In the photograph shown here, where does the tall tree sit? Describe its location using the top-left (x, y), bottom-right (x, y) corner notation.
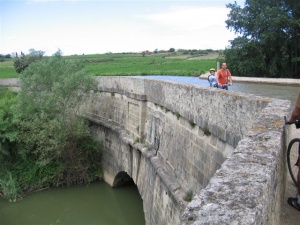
top-left (225, 0), bottom-right (300, 77)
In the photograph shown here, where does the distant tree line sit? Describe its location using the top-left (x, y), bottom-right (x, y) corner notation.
top-left (0, 54), bottom-right (11, 62)
top-left (177, 49), bottom-right (215, 55)
top-left (225, 0), bottom-right (300, 78)
top-left (0, 54), bottom-right (11, 59)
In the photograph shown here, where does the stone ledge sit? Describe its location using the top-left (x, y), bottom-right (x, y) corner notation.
top-left (181, 98), bottom-right (290, 225)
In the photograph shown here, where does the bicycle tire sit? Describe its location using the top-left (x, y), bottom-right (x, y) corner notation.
top-left (287, 138), bottom-right (300, 187)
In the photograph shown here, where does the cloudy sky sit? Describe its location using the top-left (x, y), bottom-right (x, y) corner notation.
top-left (0, 0), bottom-right (245, 56)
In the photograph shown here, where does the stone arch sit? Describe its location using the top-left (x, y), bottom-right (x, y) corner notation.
top-left (112, 171), bottom-right (134, 187)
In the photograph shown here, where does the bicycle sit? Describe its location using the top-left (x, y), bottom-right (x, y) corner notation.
top-left (285, 116), bottom-right (300, 186)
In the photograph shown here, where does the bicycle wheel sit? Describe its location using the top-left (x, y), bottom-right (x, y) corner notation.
top-left (287, 138), bottom-right (300, 187)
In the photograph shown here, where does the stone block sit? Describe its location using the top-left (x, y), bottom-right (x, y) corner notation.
top-left (209, 135), bottom-right (218, 146)
top-left (217, 126), bottom-right (226, 141)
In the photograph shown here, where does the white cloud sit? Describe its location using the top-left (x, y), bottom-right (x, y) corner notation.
top-left (139, 5), bottom-right (229, 32)
top-left (1, 1), bottom-right (237, 55)
top-left (132, 5), bottom-right (234, 50)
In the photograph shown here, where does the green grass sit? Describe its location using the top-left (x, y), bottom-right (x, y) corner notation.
top-left (0, 52), bottom-right (220, 78)
top-left (83, 52), bottom-right (218, 76)
top-left (0, 67), bottom-right (19, 78)
top-left (0, 60), bottom-right (19, 78)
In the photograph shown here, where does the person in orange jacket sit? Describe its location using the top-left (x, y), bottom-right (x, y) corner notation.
top-left (216, 62), bottom-right (233, 90)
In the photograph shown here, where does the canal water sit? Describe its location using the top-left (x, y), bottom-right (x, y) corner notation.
top-left (0, 182), bottom-right (145, 225)
top-left (136, 75), bottom-right (299, 103)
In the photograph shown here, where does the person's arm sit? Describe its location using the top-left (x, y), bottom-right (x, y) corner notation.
top-left (228, 70), bottom-right (233, 86)
top-left (289, 92), bottom-right (300, 122)
top-left (289, 106), bottom-right (300, 122)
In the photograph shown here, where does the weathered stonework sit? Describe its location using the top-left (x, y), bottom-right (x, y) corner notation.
top-left (84, 77), bottom-right (290, 225)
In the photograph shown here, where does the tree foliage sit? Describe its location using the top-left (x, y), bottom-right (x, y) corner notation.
top-left (0, 51), bottom-right (102, 201)
top-left (15, 51), bottom-right (100, 184)
top-left (0, 88), bottom-right (18, 163)
top-left (0, 88), bottom-right (20, 201)
top-left (225, 0), bottom-right (300, 77)
top-left (13, 49), bottom-right (44, 73)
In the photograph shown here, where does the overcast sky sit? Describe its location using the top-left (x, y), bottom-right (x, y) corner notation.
top-left (0, 0), bottom-right (245, 56)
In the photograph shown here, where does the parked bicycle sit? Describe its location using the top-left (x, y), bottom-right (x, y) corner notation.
top-left (285, 116), bottom-right (300, 186)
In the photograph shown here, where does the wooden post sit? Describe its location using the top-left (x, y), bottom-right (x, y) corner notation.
top-left (217, 62), bottom-right (220, 70)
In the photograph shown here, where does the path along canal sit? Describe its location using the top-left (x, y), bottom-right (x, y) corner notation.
top-left (0, 76), bottom-right (298, 225)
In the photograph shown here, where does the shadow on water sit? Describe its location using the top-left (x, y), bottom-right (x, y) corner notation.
top-left (0, 181), bottom-right (145, 225)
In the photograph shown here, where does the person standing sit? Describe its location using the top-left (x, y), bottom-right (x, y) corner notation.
top-left (287, 91), bottom-right (300, 211)
top-left (216, 62), bottom-right (233, 90)
top-left (208, 68), bottom-right (218, 88)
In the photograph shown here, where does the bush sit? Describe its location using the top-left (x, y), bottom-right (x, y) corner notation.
top-left (15, 51), bottom-right (99, 186)
top-left (0, 172), bottom-right (19, 202)
top-left (0, 51), bottom-right (102, 201)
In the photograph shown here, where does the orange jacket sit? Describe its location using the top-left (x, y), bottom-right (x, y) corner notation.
top-left (217, 69), bottom-right (231, 85)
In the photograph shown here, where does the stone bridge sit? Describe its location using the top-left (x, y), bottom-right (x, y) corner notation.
top-left (83, 76), bottom-right (291, 225)
top-left (0, 77), bottom-right (291, 224)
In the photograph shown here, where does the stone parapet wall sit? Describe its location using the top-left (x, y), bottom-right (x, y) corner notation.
top-left (181, 98), bottom-right (290, 224)
top-left (95, 77), bottom-right (270, 147)
top-left (89, 76), bottom-right (290, 224)
top-left (145, 102), bottom-right (235, 194)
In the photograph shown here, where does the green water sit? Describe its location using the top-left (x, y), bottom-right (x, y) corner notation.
top-left (0, 182), bottom-right (145, 225)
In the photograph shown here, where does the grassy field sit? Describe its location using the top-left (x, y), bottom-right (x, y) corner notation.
top-left (0, 52), bottom-right (221, 78)
top-left (0, 60), bottom-right (19, 78)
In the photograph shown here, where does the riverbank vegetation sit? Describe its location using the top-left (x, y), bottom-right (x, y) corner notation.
top-left (0, 50), bottom-right (221, 78)
top-left (0, 52), bottom-right (102, 202)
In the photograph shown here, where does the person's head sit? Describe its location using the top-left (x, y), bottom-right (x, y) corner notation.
top-left (221, 62), bottom-right (227, 70)
top-left (209, 68), bottom-right (215, 74)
